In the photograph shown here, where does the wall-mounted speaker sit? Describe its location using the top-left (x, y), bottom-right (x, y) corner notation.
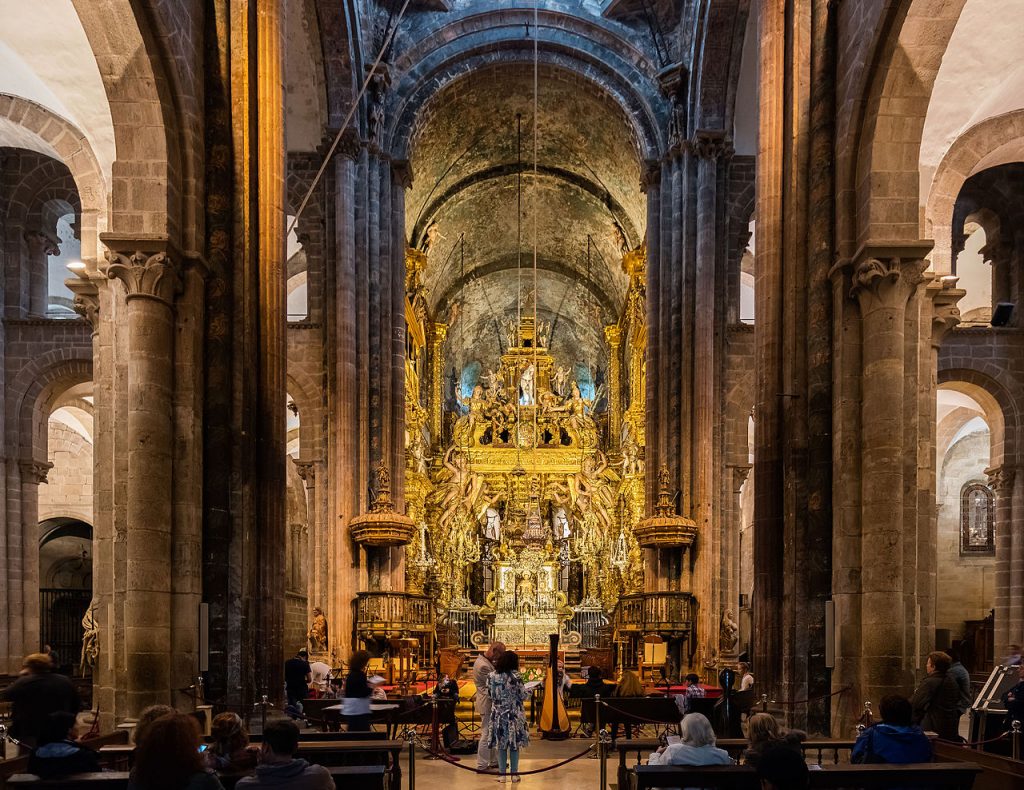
top-left (992, 302), bottom-right (1015, 327)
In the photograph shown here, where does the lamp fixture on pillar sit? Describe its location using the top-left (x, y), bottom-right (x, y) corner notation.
top-left (349, 462), bottom-right (416, 546)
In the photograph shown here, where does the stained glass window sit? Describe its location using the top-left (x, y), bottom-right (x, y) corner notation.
top-left (961, 481), bottom-right (995, 555)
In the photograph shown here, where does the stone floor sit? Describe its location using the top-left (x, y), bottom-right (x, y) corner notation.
top-left (411, 738), bottom-right (604, 790)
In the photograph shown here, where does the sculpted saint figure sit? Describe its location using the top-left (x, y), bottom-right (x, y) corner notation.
top-left (719, 609), bottom-right (739, 652)
top-left (552, 366), bottom-right (572, 396)
top-left (80, 600), bottom-right (99, 674)
top-left (308, 606), bottom-right (329, 653)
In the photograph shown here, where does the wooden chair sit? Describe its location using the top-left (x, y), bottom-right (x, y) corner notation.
top-left (639, 635), bottom-right (666, 685)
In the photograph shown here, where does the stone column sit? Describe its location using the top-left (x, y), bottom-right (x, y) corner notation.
top-left (605, 325), bottom-right (622, 450)
top-left (643, 164), bottom-right (661, 510)
top-left (102, 248), bottom-right (180, 714)
top-left (850, 252), bottom-right (927, 705)
top-left (430, 323), bottom-right (448, 448)
top-left (988, 465), bottom-right (1018, 655)
top-left (693, 131), bottom-right (728, 661)
top-left (18, 461), bottom-right (52, 662)
top-left (294, 460), bottom-right (321, 621)
top-left (23, 231), bottom-right (59, 316)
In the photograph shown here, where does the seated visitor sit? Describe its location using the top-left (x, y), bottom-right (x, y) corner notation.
top-left (434, 671), bottom-right (462, 749)
top-left (755, 743), bottom-right (809, 790)
top-left (610, 670), bottom-right (644, 740)
top-left (128, 712), bottom-right (223, 790)
top-left (308, 659), bottom-right (333, 697)
top-left (206, 712), bottom-right (258, 773)
top-left (742, 712), bottom-right (805, 767)
top-left (27, 711), bottom-right (101, 779)
top-left (674, 673), bottom-right (706, 716)
top-left (852, 694), bottom-right (933, 764)
top-left (0, 652), bottom-right (81, 749)
top-left (910, 651), bottom-right (960, 740)
top-left (646, 712), bottom-right (732, 767)
top-left (134, 704), bottom-right (176, 745)
top-left (582, 666), bottom-right (609, 696)
top-left (237, 718), bottom-right (332, 790)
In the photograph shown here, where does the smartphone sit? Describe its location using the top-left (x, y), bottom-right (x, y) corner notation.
top-left (198, 744), bottom-right (208, 753)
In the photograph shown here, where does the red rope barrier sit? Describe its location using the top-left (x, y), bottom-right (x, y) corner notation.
top-left (422, 743), bottom-right (596, 774)
top-left (935, 730), bottom-right (1010, 748)
top-left (773, 686), bottom-right (853, 708)
top-left (597, 700), bottom-right (680, 725)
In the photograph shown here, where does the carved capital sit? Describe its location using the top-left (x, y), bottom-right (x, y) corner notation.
top-left (20, 460), bottom-right (53, 484)
top-left (850, 256), bottom-right (928, 310)
top-left (24, 230), bottom-right (60, 257)
top-left (732, 464), bottom-right (752, 492)
top-left (293, 459), bottom-right (317, 488)
top-left (927, 275), bottom-right (965, 347)
top-left (641, 160), bottom-right (661, 192)
top-left (986, 466), bottom-right (1015, 494)
top-left (333, 127), bottom-right (362, 161)
top-left (691, 131), bottom-right (732, 161)
top-left (102, 250), bottom-right (180, 306)
top-left (66, 277), bottom-right (101, 332)
top-left (392, 160), bottom-right (413, 189)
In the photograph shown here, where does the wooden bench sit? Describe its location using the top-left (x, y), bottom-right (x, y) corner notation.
top-left (633, 762), bottom-right (982, 790)
top-left (5, 764), bottom-right (388, 790)
top-left (97, 737), bottom-right (403, 787)
top-left (613, 737), bottom-right (855, 790)
top-left (934, 740), bottom-right (1024, 790)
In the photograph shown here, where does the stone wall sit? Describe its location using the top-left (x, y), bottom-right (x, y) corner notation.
top-left (38, 420), bottom-right (93, 525)
top-left (936, 429), bottom-right (995, 635)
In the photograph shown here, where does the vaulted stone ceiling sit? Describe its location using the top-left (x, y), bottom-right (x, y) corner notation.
top-left (407, 62), bottom-right (645, 380)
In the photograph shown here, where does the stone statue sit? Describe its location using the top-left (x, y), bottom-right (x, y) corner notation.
top-left (553, 507), bottom-right (570, 539)
top-left (719, 609), bottom-right (739, 653)
top-left (552, 366), bottom-right (572, 396)
top-left (80, 599), bottom-right (98, 675)
top-left (408, 430), bottom-right (428, 475)
top-left (308, 606), bottom-right (329, 654)
top-left (519, 364), bottom-right (536, 405)
top-left (536, 320), bottom-right (551, 347)
top-left (505, 319), bottom-right (518, 349)
top-left (421, 222), bottom-right (442, 254)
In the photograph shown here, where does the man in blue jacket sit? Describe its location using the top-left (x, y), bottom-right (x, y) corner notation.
top-left (852, 695), bottom-right (933, 764)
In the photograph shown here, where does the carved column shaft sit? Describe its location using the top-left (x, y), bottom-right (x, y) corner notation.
top-left (644, 165), bottom-right (661, 512)
top-left (987, 466), bottom-right (1016, 655)
top-left (23, 231), bottom-right (59, 316)
top-left (103, 249), bottom-right (180, 714)
top-left (430, 324), bottom-right (448, 448)
top-left (852, 255), bottom-right (926, 704)
top-left (605, 325), bottom-right (622, 449)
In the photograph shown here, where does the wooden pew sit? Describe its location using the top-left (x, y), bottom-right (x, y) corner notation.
top-left (96, 736), bottom-right (403, 788)
top-left (613, 737), bottom-right (855, 790)
top-left (5, 764), bottom-right (388, 790)
top-left (633, 762), bottom-right (982, 790)
top-left (1, 730), bottom-right (129, 786)
top-left (934, 740), bottom-right (1024, 790)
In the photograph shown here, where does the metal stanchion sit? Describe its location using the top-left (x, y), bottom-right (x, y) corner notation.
top-left (760, 694), bottom-right (769, 713)
top-left (1012, 720), bottom-right (1021, 761)
top-left (196, 676), bottom-right (205, 704)
top-left (405, 726), bottom-right (417, 790)
top-left (595, 694), bottom-right (605, 790)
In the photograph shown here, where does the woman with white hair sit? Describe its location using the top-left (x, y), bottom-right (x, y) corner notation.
top-left (647, 713), bottom-right (733, 767)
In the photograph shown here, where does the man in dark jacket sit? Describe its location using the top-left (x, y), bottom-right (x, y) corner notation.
top-left (27, 711), bottom-right (100, 779)
top-left (236, 718), bottom-right (332, 789)
top-left (283, 648), bottom-right (311, 713)
top-left (910, 651), bottom-right (961, 741)
top-left (1001, 663), bottom-right (1024, 728)
top-left (0, 653), bottom-right (80, 749)
top-left (853, 695), bottom-right (933, 764)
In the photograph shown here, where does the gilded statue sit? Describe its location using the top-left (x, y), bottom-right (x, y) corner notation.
top-left (308, 606), bottom-right (329, 653)
top-left (482, 368), bottom-right (504, 398)
top-left (453, 384), bottom-right (487, 445)
top-left (80, 599), bottom-right (98, 675)
top-left (433, 446), bottom-right (486, 525)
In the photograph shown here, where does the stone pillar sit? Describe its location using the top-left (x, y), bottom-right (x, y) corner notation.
top-left (430, 323), bottom-right (448, 448)
top-left (102, 248), bottom-right (180, 715)
top-left (693, 131), bottom-right (728, 662)
top-left (605, 325), bottom-right (622, 449)
top-left (18, 461), bottom-right (52, 661)
top-left (23, 231), bottom-right (59, 316)
top-left (294, 460), bottom-right (321, 623)
top-left (643, 164), bottom-right (661, 510)
top-left (988, 465), bottom-right (1019, 655)
top-left (850, 252), bottom-right (927, 705)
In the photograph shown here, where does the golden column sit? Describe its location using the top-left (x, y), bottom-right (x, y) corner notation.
top-left (430, 323), bottom-right (448, 449)
top-left (605, 324), bottom-right (622, 450)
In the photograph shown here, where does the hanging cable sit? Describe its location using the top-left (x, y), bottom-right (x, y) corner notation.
top-left (532, 0), bottom-right (540, 461)
top-left (287, 0), bottom-right (413, 239)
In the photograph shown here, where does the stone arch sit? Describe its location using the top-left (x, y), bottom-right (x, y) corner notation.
top-left (286, 370), bottom-right (321, 459)
top-left (844, 0), bottom-right (968, 248)
top-left (10, 353), bottom-right (93, 465)
top-left (69, 0), bottom-right (183, 250)
top-left (384, 17), bottom-right (665, 162)
top-left (0, 95), bottom-right (106, 263)
top-left (926, 110), bottom-right (1024, 274)
top-left (692, 0), bottom-right (751, 132)
top-left (937, 370), bottom-right (1017, 469)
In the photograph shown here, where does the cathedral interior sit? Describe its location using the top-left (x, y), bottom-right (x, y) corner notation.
top-left (1, 0), bottom-right (1023, 741)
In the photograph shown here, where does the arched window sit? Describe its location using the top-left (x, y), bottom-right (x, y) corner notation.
top-left (961, 481), bottom-right (995, 555)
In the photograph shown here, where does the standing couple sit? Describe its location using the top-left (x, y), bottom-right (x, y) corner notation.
top-left (474, 641), bottom-right (531, 782)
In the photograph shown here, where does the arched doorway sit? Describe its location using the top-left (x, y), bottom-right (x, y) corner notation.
top-left (38, 517), bottom-right (92, 674)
